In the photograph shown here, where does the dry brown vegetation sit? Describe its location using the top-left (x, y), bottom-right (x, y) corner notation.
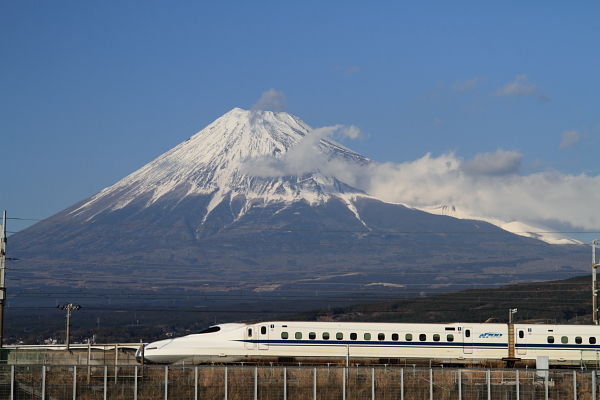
top-left (1, 365), bottom-right (597, 400)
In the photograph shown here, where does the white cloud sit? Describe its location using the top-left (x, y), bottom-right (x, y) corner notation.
top-left (243, 126), bottom-right (600, 230)
top-left (460, 150), bottom-right (522, 176)
top-left (494, 75), bottom-right (549, 102)
top-left (363, 152), bottom-right (600, 230)
top-left (334, 65), bottom-right (361, 75)
top-left (251, 88), bottom-right (287, 111)
top-left (344, 66), bottom-right (360, 75)
top-left (452, 77), bottom-right (482, 92)
top-left (559, 130), bottom-right (583, 149)
top-left (243, 125), bottom-right (363, 177)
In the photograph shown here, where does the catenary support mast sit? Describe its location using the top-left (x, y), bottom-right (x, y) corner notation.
top-left (0, 211), bottom-right (6, 348)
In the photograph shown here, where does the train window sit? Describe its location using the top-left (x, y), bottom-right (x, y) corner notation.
top-left (445, 327), bottom-right (455, 331)
top-left (561, 336), bottom-right (568, 344)
top-left (465, 330), bottom-right (470, 338)
top-left (336, 333), bottom-right (343, 340)
top-left (392, 333), bottom-right (399, 341)
top-left (248, 328), bottom-right (253, 337)
top-left (309, 332), bottom-right (316, 340)
top-left (519, 330), bottom-right (524, 339)
top-left (281, 332), bottom-right (288, 339)
top-left (323, 332), bottom-right (330, 340)
top-left (261, 326), bottom-right (267, 335)
top-left (590, 337), bottom-right (596, 344)
top-left (419, 334), bottom-right (426, 341)
top-left (576, 337), bottom-right (582, 344)
top-left (547, 336), bottom-right (554, 344)
top-left (364, 333), bottom-right (371, 340)
top-left (405, 334), bottom-right (413, 341)
top-left (350, 333), bottom-right (357, 340)
top-left (378, 333), bottom-right (385, 341)
top-left (295, 332), bottom-right (302, 340)
top-left (433, 334), bottom-right (440, 342)
top-left (447, 334), bottom-right (454, 342)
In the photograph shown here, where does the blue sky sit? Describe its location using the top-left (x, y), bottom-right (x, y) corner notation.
top-left (1, 1), bottom-right (599, 239)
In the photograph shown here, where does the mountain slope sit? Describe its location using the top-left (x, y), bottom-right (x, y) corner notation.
top-left (8, 109), bottom-right (589, 305)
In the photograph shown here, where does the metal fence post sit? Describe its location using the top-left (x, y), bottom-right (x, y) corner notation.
top-left (401, 368), bottom-right (404, 400)
top-left (372, 367), bottom-right (375, 400)
top-left (430, 368), bottom-right (433, 400)
top-left (134, 365), bottom-right (138, 400)
top-left (254, 366), bottom-right (258, 400)
top-left (195, 366), bottom-right (199, 400)
top-left (573, 370), bottom-right (577, 400)
top-left (342, 367), bottom-right (346, 400)
top-left (103, 365), bottom-right (107, 400)
top-left (458, 370), bottom-right (462, 400)
top-left (516, 369), bottom-right (519, 400)
top-left (10, 365), bottom-right (14, 400)
top-left (487, 369), bottom-right (491, 400)
top-left (164, 366), bottom-right (168, 400)
top-left (42, 366), bottom-right (46, 400)
top-left (73, 365), bottom-right (77, 400)
top-left (545, 370), bottom-right (549, 400)
top-left (314, 367), bottom-right (317, 400)
top-left (225, 366), bottom-right (228, 400)
top-left (592, 371), bottom-right (596, 400)
top-left (283, 367), bottom-right (287, 400)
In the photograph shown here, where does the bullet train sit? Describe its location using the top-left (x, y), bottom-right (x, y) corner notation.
top-left (136, 321), bottom-right (600, 368)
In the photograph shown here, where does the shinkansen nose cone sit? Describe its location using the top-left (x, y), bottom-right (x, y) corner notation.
top-left (137, 338), bottom-right (185, 364)
top-left (138, 325), bottom-right (229, 365)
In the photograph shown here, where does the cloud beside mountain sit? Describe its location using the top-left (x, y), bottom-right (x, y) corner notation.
top-left (363, 152), bottom-right (599, 231)
top-left (252, 88), bottom-right (288, 111)
top-left (247, 126), bottom-right (599, 231)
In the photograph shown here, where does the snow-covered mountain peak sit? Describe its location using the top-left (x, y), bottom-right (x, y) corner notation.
top-left (70, 108), bottom-right (371, 220)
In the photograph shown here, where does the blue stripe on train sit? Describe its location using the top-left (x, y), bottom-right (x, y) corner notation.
top-left (236, 339), bottom-right (506, 349)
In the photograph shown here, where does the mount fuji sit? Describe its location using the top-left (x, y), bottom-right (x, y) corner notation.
top-left (9, 108), bottom-right (588, 303)
top-left (65, 108), bottom-right (373, 228)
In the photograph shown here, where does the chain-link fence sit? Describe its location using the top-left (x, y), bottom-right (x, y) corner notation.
top-left (0, 364), bottom-right (598, 400)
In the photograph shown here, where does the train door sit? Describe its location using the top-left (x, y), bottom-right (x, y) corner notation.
top-left (463, 327), bottom-right (473, 354)
top-left (245, 327), bottom-right (255, 350)
top-left (516, 328), bottom-right (527, 355)
top-left (258, 325), bottom-right (269, 350)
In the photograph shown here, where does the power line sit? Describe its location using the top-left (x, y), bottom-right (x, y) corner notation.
top-left (9, 217), bottom-right (600, 235)
top-left (8, 257), bottom-right (590, 276)
top-left (5, 273), bottom-right (587, 288)
top-left (3, 305), bottom-right (588, 314)
top-left (7, 230), bottom-right (571, 247)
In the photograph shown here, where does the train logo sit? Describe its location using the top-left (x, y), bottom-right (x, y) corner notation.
top-left (479, 332), bottom-right (503, 338)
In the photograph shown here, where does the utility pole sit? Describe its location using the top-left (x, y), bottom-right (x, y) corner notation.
top-left (0, 211), bottom-right (7, 348)
top-left (58, 303), bottom-right (81, 351)
top-left (509, 308), bottom-right (517, 324)
top-left (593, 239), bottom-right (600, 324)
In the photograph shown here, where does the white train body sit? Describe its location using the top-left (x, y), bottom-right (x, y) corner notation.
top-left (137, 321), bottom-right (600, 368)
